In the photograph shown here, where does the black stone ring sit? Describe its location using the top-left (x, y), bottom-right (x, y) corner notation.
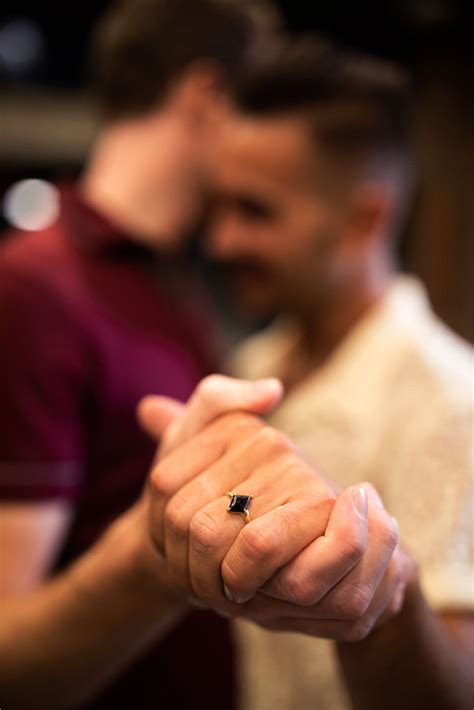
top-left (227, 492), bottom-right (252, 524)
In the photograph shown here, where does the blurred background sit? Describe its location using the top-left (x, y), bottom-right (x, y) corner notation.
top-left (0, 0), bottom-right (472, 340)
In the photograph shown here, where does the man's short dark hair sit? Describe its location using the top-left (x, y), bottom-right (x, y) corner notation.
top-left (234, 38), bottom-right (414, 198)
top-left (90, 0), bottom-right (281, 120)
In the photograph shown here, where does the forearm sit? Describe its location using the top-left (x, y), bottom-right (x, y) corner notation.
top-left (337, 580), bottom-right (474, 710)
top-left (0, 504), bottom-right (184, 709)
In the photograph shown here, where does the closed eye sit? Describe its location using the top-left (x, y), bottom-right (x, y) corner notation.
top-left (233, 194), bottom-right (276, 221)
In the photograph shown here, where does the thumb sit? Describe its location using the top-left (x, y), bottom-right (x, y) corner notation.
top-left (137, 395), bottom-right (184, 440)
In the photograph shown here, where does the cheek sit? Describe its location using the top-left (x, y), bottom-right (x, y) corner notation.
top-left (282, 203), bottom-right (336, 261)
top-left (276, 228), bottom-right (318, 265)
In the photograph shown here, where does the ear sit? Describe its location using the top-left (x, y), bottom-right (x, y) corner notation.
top-left (173, 60), bottom-right (229, 126)
top-left (344, 182), bottom-right (396, 251)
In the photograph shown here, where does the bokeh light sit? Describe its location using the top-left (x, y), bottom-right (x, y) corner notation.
top-left (2, 179), bottom-right (60, 231)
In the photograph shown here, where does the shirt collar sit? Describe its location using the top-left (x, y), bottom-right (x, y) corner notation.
top-left (58, 183), bottom-right (155, 259)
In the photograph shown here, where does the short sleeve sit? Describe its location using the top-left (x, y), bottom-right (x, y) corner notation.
top-left (0, 263), bottom-right (88, 501)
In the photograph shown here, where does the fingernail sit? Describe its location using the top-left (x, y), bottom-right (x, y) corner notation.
top-left (255, 378), bottom-right (283, 396)
top-left (352, 486), bottom-right (368, 520)
top-left (223, 585), bottom-right (248, 604)
top-left (390, 515), bottom-right (399, 534)
top-left (371, 489), bottom-right (385, 509)
top-left (393, 582), bottom-right (406, 614)
top-left (223, 585), bottom-right (236, 602)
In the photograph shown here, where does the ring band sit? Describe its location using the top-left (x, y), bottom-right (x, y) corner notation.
top-left (227, 492), bottom-right (252, 524)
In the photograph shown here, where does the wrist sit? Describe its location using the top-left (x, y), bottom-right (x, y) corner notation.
top-left (70, 501), bottom-right (186, 624)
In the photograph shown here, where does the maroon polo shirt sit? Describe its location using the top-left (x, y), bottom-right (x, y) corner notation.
top-left (0, 185), bottom-right (235, 709)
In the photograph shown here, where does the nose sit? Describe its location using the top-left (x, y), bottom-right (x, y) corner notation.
top-left (206, 211), bottom-right (249, 260)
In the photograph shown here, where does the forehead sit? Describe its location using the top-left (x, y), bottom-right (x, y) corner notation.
top-left (212, 114), bottom-right (317, 195)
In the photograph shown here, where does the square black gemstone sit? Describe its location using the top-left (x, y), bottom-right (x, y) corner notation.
top-left (228, 494), bottom-right (252, 514)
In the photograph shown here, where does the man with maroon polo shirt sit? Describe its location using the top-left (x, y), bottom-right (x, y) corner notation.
top-left (0, 1), bottom-right (281, 707)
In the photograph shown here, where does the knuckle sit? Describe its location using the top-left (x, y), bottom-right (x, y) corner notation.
top-left (343, 616), bottom-right (374, 642)
top-left (387, 548), bottom-right (402, 582)
top-left (209, 410), bottom-right (263, 444)
top-left (240, 521), bottom-right (277, 563)
top-left (149, 463), bottom-right (174, 498)
top-left (164, 495), bottom-right (189, 538)
top-left (331, 582), bottom-right (372, 620)
top-left (386, 594), bottom-right (403, 618)
top-left (283, 572), bottom-right (322, 607)
top-left (379, 517), bottom-right (399, 551)
top-left (189, 509), bottom-right (220, 558)
top-left (223, 410), bottom-right (261, 431)
top-left (197, 374), bottom-right (225, 402)
top-left (256, 426), bottom-right (293, 455)
top-left (339, 533), bottom-right (367, 566)
top-left (393, 583), bottom-right (407, 614)
top-left (282, 455), bottom-right (309, 481)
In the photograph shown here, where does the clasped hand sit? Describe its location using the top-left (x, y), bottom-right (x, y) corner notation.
top-left (137, 376), bottom-right (411, 642)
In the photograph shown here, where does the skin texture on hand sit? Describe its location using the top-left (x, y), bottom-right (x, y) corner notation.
top-left (138, 374), bottom-right (285, 457)
top-left (137, 375), bottom-right (410, 641)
